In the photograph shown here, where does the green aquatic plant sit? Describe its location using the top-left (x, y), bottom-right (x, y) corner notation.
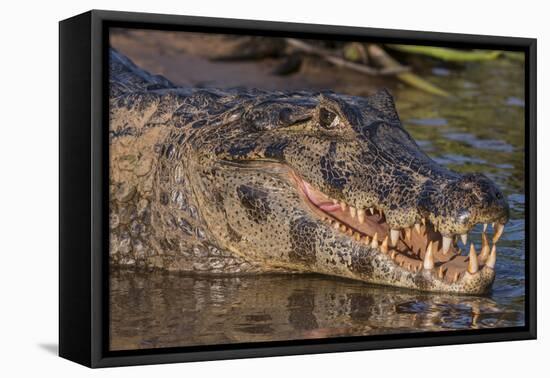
top-left (368, 44), bottom-right (450, 97)
top-left (502, 51), bottom-right (525, 62)
top-left (386, 45), bottom-right (502, 62)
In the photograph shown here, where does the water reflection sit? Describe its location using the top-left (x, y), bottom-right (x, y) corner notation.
top-left (110, 269), bottom-right (523, 350)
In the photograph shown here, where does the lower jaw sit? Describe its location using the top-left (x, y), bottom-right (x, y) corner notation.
top-left (348, 258), bottom-right (496, 294)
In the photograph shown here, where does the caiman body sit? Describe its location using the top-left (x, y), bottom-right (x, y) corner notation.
top-left (109, 48), bottom-right (509, 294)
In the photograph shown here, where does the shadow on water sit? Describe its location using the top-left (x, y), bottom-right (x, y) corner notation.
top-left (109, 31), bottom-right (526, 351)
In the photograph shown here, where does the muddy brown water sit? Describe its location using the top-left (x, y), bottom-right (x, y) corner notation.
top-left (109, 31), bottom-right (525, 350)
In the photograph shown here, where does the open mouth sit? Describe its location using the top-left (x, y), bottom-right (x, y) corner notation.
top-left (295, 176), bottom-right (505, 284)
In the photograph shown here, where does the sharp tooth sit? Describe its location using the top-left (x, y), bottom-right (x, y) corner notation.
top-left (480, 233), bottom-right (490, 260)
top-left (460, 233), bottom-right (468, 245)
top-left (390, 251), bottom-right (397, 259)
top-left (390, 229), bottom-right (400, 246)
top-left (379, 209), bottom-right (384, 217)
top-left (346, 228), bottom-right (353, 236)
top-left (340, 224), bottom-right (347, 232)
top-left (340, 202), bottom-right (347, 211)
top-left (333, 221), bottom-right (340, 230)
top-left (349, 207), bottom-right (356, 218)
top-left (423, 241), bottom-right (434, 270)
top-left (369, 207), bottom-right (374, 215)
top-left (381, 236), bottom-right (389, 253)
top-left (468, 243), bottom-right (479, 274)
top-left (483, 223), bottom-right (488, 232)
top-left (442, 236), bottom-right (452, 254)
top-left (363, 235), bottom-right (371, 244)
top-left (414, 223), bottom-right (421, 234)
top-left (405, 228), bottom-right (412, 244)
top-left (371, 233), bottom-right (379, 249)
top-left (354, 233), bottom-right (361, 241)
top-left (453, 272), bottom-right (459, 283)
top-left (486, 245), bottom-right (497, 269)
top-left (493, 223), bottom-right (504, 243)
top-left (421, 218), bottom-right (426, 226)
top-left (426, 240), bottom-right (433, 254)
top-left (357, 209), bottom-right (365, 224)
top-left (332, 199), bottom-right (338, 205)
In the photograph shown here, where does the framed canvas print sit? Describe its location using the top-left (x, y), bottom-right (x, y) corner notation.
top-left (59, 10), bottom-right (536, 368)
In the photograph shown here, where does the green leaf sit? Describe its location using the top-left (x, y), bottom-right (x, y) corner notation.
top-left (386, 45), bottom-right (502, 62)
top-left (367, 44), bottom-right (450, 97)
top-left (502, 51), bottom-right (525, 62)
top-left (397, 72), bottom-right (450, 97)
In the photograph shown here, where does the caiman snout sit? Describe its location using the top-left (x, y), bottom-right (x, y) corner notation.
top-left (459, 173), bottom-right (509, 224)
top-left (419, 173), bottom-right (509, 240)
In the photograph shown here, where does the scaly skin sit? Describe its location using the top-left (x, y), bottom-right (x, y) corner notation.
top-left (109, 48), bottom-right (509, 294)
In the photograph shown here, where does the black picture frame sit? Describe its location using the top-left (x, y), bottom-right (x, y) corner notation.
top-left (59, 9), bottom-right (537, 368)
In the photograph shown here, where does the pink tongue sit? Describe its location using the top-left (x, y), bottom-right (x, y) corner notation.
top-left (319, 202), bottom-right (341, 212)
top-left (302, 181), bottom-right (342, 212)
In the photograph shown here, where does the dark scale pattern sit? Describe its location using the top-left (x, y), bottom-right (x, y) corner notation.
top-left (264, 140), bottom-right (289, 160)
top-left (319, 142), bottom-right (351, 191)
top-left (108, 48), bottom-right (508, 293)
top-left (226, 224), bottom-right (242, 243)
top-left (349, 249), bottom-right (375, 277)
top-left (288, 217), bottom-right (319, 265)
top-left (236, 185), bottom-right (272, 223)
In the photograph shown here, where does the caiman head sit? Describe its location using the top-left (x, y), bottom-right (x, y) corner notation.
top-left (180, 89), bottom-right (509, 294)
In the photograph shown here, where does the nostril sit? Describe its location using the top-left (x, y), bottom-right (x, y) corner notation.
top-left (495, 191), bottom-right (503, 200)
top-left (472, 191), bottom-right (483, 201)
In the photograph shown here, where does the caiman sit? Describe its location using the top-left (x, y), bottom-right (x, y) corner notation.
top-left (108, 48), bottom-right (509, 294)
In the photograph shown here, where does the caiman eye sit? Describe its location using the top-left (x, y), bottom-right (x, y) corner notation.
top-left (319, 108), bottom-right (341, 129)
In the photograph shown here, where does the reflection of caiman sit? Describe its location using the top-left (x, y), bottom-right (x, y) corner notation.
top-left (110, 269), bottom-right (516, 350)
top-left (109, 48), bottom-right (509, 294)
